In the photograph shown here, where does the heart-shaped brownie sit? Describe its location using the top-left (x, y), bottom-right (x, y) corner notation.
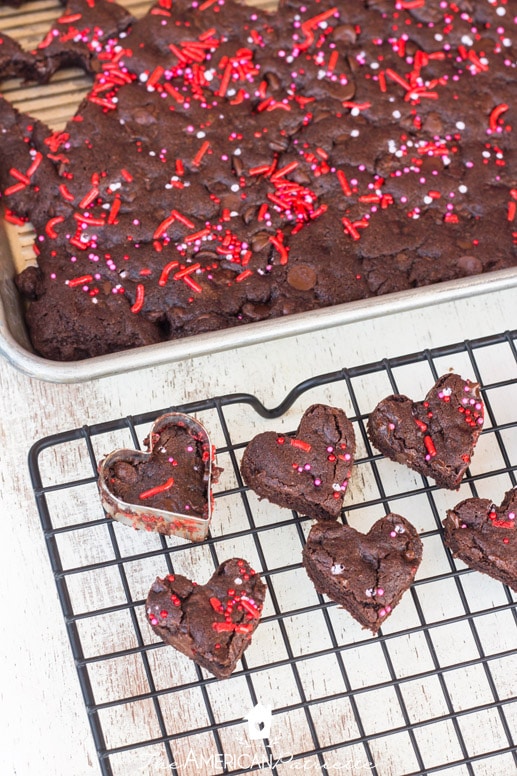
top-left (146, 558), bottom-right (266, 679)
top-left (240, 403), bottom-right (356, 521)
top-left (98, 412), bottom-right (221, 541)
top-left (367, 374), bottom-right (484, 490)
top-left (443, 488), bottom-right (517, 592)
top-left (302, 515), bottom-right (423, 633)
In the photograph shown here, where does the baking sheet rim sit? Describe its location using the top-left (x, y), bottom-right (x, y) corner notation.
top-left (1, 266), bottom-right (517, 383)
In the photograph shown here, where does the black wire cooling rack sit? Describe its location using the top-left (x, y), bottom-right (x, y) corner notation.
top-left (29, 330), bottom-right (517, 776)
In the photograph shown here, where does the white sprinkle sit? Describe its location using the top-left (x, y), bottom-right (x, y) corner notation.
top-left (455, 121), bottom-right (466, 130)
top-left (461, 35), bottom-right (474, 46)
top-left (458, 184), bottom-right (468, 193)
top-left (350, 129), bottom-right (360, 137)
top-left (231, 183), bottom-right (240, 192)
top-left (392, 110), bottom-right (401, 119)
top-left (196, 131), bottom-right (206, 139)
top-left (331, 564), bottom-right (346, 575)
top-left (496, 6), bottom-right (506, 15)
top-left (234, 577), bottom-right (243, 585)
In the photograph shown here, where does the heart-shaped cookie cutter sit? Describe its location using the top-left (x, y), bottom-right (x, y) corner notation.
top-left (98, 412), bottom-right (218, 542)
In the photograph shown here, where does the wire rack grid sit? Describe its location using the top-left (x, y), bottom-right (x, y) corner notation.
top-left (29, 330), bottom-right (517, 776)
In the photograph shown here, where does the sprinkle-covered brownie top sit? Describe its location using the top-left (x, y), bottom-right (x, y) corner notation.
top-left (1, 0), bottom-right (515, 359)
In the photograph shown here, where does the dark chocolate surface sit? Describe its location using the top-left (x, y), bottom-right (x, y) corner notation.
top-left (302, 514), bottom-right (423, 633)
top-left (103, 419), bottom-right (211, 516)
top-left (443, 487), bottom-right (517, 592)
top-left (240, 403), bottom-right (356, 520)
top-left (367, 373), bottom-right (484, 489)
top-left (0, 0), bottom-right (515, 360)
top-left (146, 558), bottom-right (266, 678)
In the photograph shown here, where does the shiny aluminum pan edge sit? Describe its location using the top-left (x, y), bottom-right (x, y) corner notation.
top-left (97, 412), bottom-right (216, 542)
top-left (2, 260), bottom-right (517, 383)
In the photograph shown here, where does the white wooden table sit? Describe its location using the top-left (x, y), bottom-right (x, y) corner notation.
top-left (1, 287), bottom-right (516, 776)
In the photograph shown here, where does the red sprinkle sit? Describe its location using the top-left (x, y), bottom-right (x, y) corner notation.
top-left (212, 621), bottom-right (236, 632)
top-left (45, 216), bottom-right (65, 238)
top-left (336, 170), bottom-right (352, 196)
top-left (79, 187), bottom-right (99, 209)
top-left (131, 283), bottom-right (145, 314)
top-left (138, 477), bottom-right (175, 499)
top-left (423, 435), bottom-right (437, 457)
top-left (4, 182), bottom-right (27, 196)
top-left (240, 598), bottom-right (261, 618)
top-left (209, 596), bottom-right (224, 612)
top-left (158, 261), bottom-right (180, 286)
top-left (59, 183), bottom-right (75, 202)
top-left (68, 274), bottom-right (93, 288)
top-left (290, 438), bottom-right (312, 452)
top-left (192, 140), bottom-right (211, 167)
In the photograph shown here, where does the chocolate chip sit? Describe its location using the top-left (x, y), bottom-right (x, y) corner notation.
top-left (251, 231), bottom-right (272, 252)
top-left (287, 264), bottom-right (317, 291)
top-left (456, 255), bottom-right (483, 275)
top-left (242, 206), bottom-right (256, 225)
top-left (423, 112), bottom-right (444, 136)
top-left (112, 461), bottom-right (138, 483)
top-left (268, 137), bottom-right (289, 152)
top-left (333, 24), bottom-right (357, 44)
top-left (265, 71), bottom-right (281, 91)
top-left (232, 155), bottom-right (243, 176)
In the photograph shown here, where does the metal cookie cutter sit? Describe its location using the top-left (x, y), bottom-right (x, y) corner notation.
top-left (98, 412), bottom-right (219, 542)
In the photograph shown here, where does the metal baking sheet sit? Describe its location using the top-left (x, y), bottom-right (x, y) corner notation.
top-left (1, 0), bottom-right (517, 383)
top-left (2, 256), bottom-right (517, 382)
top-left (29, 331), bottom-right (517, 775)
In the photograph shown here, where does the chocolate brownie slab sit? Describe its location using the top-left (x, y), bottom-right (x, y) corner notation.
top-left (302, 514), bottom-right (422, 633)
top-left (367, 374), bottom-right (484, 489)
top-left (443, 488), bottom-right (517, 592)
top-left (146, 558), bottom-right (266, 678)
top-left (241, 403), bottom-right (356, 520)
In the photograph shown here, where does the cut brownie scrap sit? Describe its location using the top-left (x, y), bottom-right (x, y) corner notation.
top-left (146, 558), bottom-right (266, 679)
top-left (443, 488), bottom-right (517, 592)
top-left (302, 515), bottom-right (423, 633)
top-left (367, 374), bottom-right (484, 490)
top-left (30, 0), bottom-right (135, 83)
top-left (240, 403), bottom-right (356, 521)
